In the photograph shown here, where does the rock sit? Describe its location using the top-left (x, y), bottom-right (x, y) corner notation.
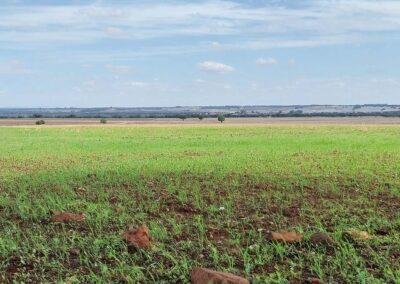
top-left (122, 225), bottom-right (152, 249)
top-left (343, 230), bottom-right (372, 241)
top-left (49, 212), bottom-right (85, 223)
top-left (190, 268), bottom-right (249, 284)
top-left (268, 231), bottom-right (303, 243)
top-left (310, 232), bottom-right (334, 246)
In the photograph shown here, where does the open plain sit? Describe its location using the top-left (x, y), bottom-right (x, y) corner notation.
top-left (0, 122), bottom-right (399, 283)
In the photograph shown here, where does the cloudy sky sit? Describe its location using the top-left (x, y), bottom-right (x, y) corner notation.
top-left (1, 0), bottom-right (400, 107)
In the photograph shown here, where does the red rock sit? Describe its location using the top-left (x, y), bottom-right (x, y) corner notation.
top-left (190, 268), bottom-right (249, 284)
top-left (269, 231), bottom-right (303, 243)
top-left (122, 225), bottom-right (152, 249)
top-left (49, 212), bottom-right (85, 223)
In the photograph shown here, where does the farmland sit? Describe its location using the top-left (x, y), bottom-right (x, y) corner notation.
top-left (0, 124), bottom-right (399, 283)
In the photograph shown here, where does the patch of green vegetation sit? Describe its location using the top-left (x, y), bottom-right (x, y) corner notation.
top-left (0, 125), bottom-right (399, 283)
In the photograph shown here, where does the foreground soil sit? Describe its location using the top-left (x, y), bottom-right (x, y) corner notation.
top-left (0, 125), bottom-right (399, 283)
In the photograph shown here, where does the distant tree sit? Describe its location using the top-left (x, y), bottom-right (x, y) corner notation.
top-left (35, 120), bottom-right (45, 125)
top-left (100, 119), bottom-right (107, 124)
top-left (198, 114), bottom-right (204, 120)
top-left (178, 115), bottom-right (187, 121)
top-left (217, 114), bottom-right (225, 123)
top-left (32, 114), bottom-right (43, 118)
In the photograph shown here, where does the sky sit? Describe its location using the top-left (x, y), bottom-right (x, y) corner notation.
top-left (0, 0), bottom-right (400, 107)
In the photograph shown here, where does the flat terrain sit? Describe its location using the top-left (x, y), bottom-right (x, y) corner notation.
top-left (0, 125), bottom-right (399, 283)
top-left (2, 116), bottom-right (400, 126)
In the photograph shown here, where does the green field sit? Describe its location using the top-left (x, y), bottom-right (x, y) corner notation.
top-left (1, 125), bottom-right (399, 283)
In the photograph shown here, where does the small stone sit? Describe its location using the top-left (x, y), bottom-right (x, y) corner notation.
top-left (190, 268), bottom-right (249, 284)
top-left (268, 231), bottom-right (303, 243)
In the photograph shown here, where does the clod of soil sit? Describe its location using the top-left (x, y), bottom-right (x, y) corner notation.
top-left (49, 212), bottom-right (85, 223)
top-left (308, 277), bottom-right (323, 284)
top-left (375, 227), bottom-right (390, 236)
top-left (109, 196), bottom-right (119, 204)
top-left (69, 248), bottom-right (80, 256)
top-left (282, 206), bottom-right (300, 218)
top-left (268, 231), bottom-right (303, 243)
top-left (310, 232), bottom-right (334, 246)
top-left (343, 230), bottom-right (372, 241)
top-left (122, 225), bottom-right (152, 249)
top-left (190, 268), bottom-right (250, 284)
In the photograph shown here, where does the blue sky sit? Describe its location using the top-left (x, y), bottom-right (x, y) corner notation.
top-left (0, 0), bottom-right (400, 107)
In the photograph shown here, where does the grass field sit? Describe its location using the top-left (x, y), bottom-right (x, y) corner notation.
top-left (0, 125), bottom-right (399, 283)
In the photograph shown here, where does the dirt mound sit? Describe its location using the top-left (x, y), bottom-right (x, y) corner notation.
top-left (190, 268), bottom-right (249, 284)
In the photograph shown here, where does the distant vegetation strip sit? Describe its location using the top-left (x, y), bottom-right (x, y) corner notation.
top-left (1, 105), bottom-right (400, 119)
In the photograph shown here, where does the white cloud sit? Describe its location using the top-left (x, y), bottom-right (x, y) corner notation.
top-left (108, 65), bottom-right (131, 74)
top-left (1, 1), bottom-right (400, 50)
top-left (256, 57), bottom-right (277, 66)
top-left (104, 27), bottom-right (125, 37)
top-left (0, 60), bottom-right (32, 75)
top-left (211, 41), bottom-right (222, 48)
top-left (198, 61), bottom-right (235, 73)
top-left (126, 81), bottom-right (149, 87)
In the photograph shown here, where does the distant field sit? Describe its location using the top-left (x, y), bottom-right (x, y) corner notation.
top-left (0, 125), bottom-right (399, 283)
top-left (2, 116), bottom-right (400, 126)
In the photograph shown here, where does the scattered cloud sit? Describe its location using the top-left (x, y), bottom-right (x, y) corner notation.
top-left (108, 65), bottom-right (131, 74)
top-left (256, 57), bottom-right (277, 66)
top-left (104, 27), bottom-right (126, 37)
top-left (0, 60), bottom-right (32, 75)
top-left (126, 81), bottom-right (149, 87)
top-left (198, 61), bottom-right (235, 73)
top-left (211, 41), bottom-right (222, 48)
top-left (1, 1), bottom-right (400, 50)
top-left (83, 80), bottom-right (96, 88)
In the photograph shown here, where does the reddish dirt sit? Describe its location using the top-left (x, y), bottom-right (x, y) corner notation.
top-left (49, 212), bottom-right (85, 223)
top-left (190, 267), bottom-right (250, 284)
top-left (268, 231), bottom-right (303, 243)
top-left (122, 225), bottom-right (152, 249)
